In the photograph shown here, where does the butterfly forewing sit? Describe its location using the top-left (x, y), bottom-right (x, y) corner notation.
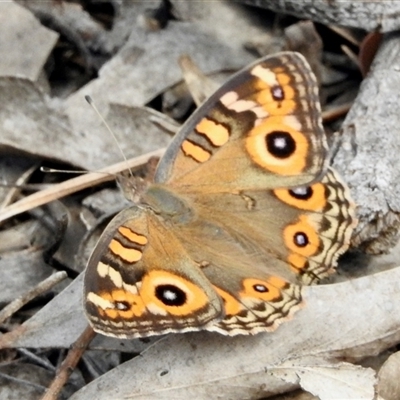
top-left (155, 52), bottom-right (328, 191)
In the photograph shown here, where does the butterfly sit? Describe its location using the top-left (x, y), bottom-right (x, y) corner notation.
top-left (83, 52), bottom-right (356, 338)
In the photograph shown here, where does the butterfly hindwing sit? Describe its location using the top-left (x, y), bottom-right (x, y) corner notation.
top-left (84, 207), bottom-right (223, 338)
top-left (174, 167), bottom-right (356, 286)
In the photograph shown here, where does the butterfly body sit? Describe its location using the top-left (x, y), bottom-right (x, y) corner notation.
top-left (84, 52), bottom-right (356, 338)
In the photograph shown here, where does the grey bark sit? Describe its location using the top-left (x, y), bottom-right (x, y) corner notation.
top-left (333, 32), bottom-right (400, 254)
top-left (242, 0), bottom-right (400, 33)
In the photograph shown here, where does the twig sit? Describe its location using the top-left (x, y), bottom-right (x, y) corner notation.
top-left (0, 271), bottom-right (68, 325)
top-left (0, 371), bottom-right (47, 393)
top-left (41, 325), bottom-right (96, 400)
top-left (0, 148), bottom-right (165, 223)
top-left (328, 24), bottom-right (361, 46)
top-left (322, 102), bottom-right (352, 123)
top-left (18, 348), bottom-right (56, 372)
top-left (0, 164), bottom-right (38, 211)
top-left (341, 44), bottom-right (360, 69)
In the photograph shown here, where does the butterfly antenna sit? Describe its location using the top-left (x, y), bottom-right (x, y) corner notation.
top-left (85, 95), bottom-right (134, 179)
top-left (41, 166), bottom-right (90, 174)
top-left (40, 166), bottom-right (116, 180)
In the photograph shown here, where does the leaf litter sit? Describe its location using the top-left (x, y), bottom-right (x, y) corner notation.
top-left (1, 1), bottom-right (400, 399)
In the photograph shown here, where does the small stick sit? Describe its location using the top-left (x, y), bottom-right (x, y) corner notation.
top-left (0, 371), bottom-right (47, 393)
top-left (0, 271), bottom-right (68, 325)
top-left (328, 25), bottom-right (361, 47)
top-left (41, 325), bottom-right (96, 400)
top-left (341, 44), bottom-right (360, 69)
top-left (322, 102), bottom-right (352, 123)
top-left (0, 164), bottom-right (38, 210)
top-left (0, 148), bottom-right (165, 223)
top-left (18, 348), bottom-right (56, 371)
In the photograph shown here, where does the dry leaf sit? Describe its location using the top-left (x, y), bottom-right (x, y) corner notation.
top-left (0, 221), bottom-right (57, 303)
top-left (1, 266), bottom-right (398, 399)
top-left (378, 351), bottom-right (400, 400)
top-left (0, 2), bottom-right (58, 81)
top-left (271, 358), bottom-right (376, 399)
top-left (1, 2), bottom-right (399, 399)
top-left (65, 21), bottom-right (254, 169)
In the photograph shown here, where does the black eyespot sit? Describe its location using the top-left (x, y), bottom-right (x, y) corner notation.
top-left (266, 131), bottom-right (296, 158)
top-left (155, 284), bottom-right (186, 306)
top-left (253, 284), bottom-right (269, 293)
top-left (294, 232), bottom-right (309, 247)
top-left (115, 301), bottom-right (130, 311)
top-left (271, 84), bottom-right (284, 101)
top-left (289, 186), bottom-right (313, 200)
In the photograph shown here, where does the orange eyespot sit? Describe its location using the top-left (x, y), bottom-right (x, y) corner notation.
top-left (100, 290), bottom-right (147, 319)
top-left (140, 270), bottom-right (209, 316)
top-left (246, 117), bottom-right (308, 176)
top-left (274, 182), bottom-right (326, 211)
top-left (240, 277), bottom-right (286, 302)
top-left (283, 215), bottom-right (320, 257)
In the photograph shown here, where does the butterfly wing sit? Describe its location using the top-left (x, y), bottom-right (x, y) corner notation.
top-left (169, 168), bottom-right (355, 335)
top-left (155, 52), bottom-right (328, 191)
top-left (144, 52), bottom-right (356, 335)
top-left (84, 51), bottom-right (356, 338)
top-left (84, 207), bottom-right (224, 338)
top-left (169, 213), bottom-right (304, 336)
